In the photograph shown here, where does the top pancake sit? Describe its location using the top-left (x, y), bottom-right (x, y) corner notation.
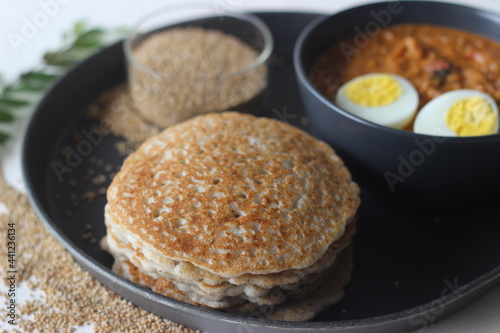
top-left (107, 112), bottom-right (360, 277)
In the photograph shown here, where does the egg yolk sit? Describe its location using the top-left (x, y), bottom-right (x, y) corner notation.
top-left (445, 96), bottom-right (498, 136)
top-left (344, 74), bottom-right (403, 107)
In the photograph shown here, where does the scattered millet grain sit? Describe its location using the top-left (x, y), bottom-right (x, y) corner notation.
top-left (72, 132), bottom-right (84, 142)
top-left (129, 27), bottom-right (267, 128)
top-left (84, 169), bottom-right (95, 183)
top-left (91, 174), bottom-right (106, 186)
top-left (80, 191), bottom-right (97, 204)
top-left (300, 116), bottom-right (310, 126)
top-left (85, 82), bottom-right (155, 158)
top-left (86, 84), bottom-right (160, 146)
top-left (0, 170), bottom-right (199, 333)
top-left (114, 141), bottom-right (139, 156)
top-left (82, 232), bottom-right (93, 241)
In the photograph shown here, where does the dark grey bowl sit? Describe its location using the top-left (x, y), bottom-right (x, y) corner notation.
top-left (294, 1), bottom-right (500, 204)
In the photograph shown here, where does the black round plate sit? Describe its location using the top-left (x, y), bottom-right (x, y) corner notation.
top-left (23, 12), bottom-right (500, 333)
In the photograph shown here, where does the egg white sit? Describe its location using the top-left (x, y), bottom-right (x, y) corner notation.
top-left (335, 73), bottom-right (419, 129)
top-left (413, 89), bottom-right (499, 137)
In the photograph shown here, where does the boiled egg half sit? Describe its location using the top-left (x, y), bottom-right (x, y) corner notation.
top-left (335, 73), bottom-right (419, 129)
top-left (414, 89), bottom-right (499, 137)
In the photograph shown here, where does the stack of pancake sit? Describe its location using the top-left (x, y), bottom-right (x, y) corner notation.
top-left (103, 112), bottom-right (360, 320)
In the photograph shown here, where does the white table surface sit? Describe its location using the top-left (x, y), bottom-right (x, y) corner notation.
top-left (1, 0), bottom-right (499, 332)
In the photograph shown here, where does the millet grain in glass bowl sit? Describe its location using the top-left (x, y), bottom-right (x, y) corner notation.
top-left (124, 4), bottom-right (273, 128)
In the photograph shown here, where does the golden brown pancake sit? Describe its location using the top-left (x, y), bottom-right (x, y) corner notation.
top-left (103, 112), bottom-right (360, 319)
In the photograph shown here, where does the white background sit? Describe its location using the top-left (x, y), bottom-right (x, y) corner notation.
top-left (1, 0), bottom-right (500, 332)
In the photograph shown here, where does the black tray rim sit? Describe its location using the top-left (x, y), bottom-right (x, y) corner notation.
top-left (22, 11), bottom-right (500, 333)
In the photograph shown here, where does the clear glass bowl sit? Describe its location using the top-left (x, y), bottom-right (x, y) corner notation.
top-left (124, 3), bottom-right (273, 128)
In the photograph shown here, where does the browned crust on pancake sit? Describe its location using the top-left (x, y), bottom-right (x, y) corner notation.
top-left (107, 112), bottom-right (360, 276)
